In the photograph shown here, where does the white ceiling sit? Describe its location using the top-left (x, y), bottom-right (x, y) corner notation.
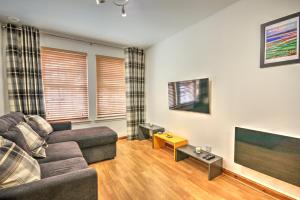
top-left (0, 0), bottom-right (238, 48)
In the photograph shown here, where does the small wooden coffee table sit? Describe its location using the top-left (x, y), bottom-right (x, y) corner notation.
top-left (153, 132), bottom-right (188, 160)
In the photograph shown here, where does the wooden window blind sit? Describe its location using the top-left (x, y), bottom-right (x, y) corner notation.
top-left (41, 47), bottom-right (89, 122)
top-left (96, 55), bottom-right (126, 119)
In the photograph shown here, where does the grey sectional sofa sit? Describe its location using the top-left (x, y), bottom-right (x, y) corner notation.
top-left (0, 112), bottom-right (118, 200)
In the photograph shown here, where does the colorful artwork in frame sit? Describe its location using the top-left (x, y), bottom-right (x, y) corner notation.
top-left (260, 12), bottom-right (300, 68)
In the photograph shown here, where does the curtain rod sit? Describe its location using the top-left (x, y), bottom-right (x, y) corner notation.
top-left (1, 24), bottom-right (126, 49)
top-left (40, 31), bottom-right (126, 49)
top-left (1, 24), bottom-right (22, 30)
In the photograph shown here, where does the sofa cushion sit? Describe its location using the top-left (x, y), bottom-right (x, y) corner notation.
top-left (14, 122), bottom-right (47, 158)
top-left (47, 126), bottom-right (118, 149)
top-left (40, 157), bottom-right (88, 179)
top-left (0, 136), bottom-right (41, 189)
top-left (25, 115), bottom-right (53, 135)
top-left (0, 130), bottom-right (32, 156)
top-left (0, 118), bottom-right (17, 133)
top-left (26, 120), bottom-right (49, 140)
top-left (37, 141), bottom-right (83, 164)
top-left (0, 112), bottom-right (25, 133)
top-left (5, 112), bottom-right (25, 124)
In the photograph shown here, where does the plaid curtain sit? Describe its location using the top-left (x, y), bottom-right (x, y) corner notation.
top-left (125, 47), bottom-right (145, 140)
top-left (5, 24), bottom-right (45, 117)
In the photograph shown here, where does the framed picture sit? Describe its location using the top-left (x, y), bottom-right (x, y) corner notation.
top-left (260, 12), bottom-right (300, 68)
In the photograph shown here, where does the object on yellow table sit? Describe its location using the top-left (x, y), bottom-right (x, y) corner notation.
top-left (153, 132), bottom-right (188, 160)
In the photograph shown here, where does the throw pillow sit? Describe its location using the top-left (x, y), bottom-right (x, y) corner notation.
top-left (5, 112), bottom-right (26, 124)
top-left (0, 112), bottom-right (25, 133)
top-left (14, 122), bottom-right (47, 158)
top-left (26, 120), bottom-right (49, 140)
top-left (0, 136), bottom-right (41, 189)
top-left (0, 117), bottom-right (18, 133)
top-left (0, 130), bottom-right (32, 156)
top-left (25, 115), bottom-right (53, 135)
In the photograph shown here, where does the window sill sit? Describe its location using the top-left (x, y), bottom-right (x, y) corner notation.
top-left (59, 117), bottom-right (126, 124)
top-left (95, 116), bottom-right (126, 122)
top-left (71, 119), bottom-right (93, 124)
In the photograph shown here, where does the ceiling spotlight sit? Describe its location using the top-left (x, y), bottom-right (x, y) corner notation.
top-left (96, 0), bottom-right (106, 5)
top-left (121, 5), bottom-right (126, 17)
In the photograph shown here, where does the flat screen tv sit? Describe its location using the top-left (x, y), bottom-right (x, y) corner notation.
top-left (235, 127), bottom-right (300, 186)
top-left (168, 78), bottom-right (209, 114)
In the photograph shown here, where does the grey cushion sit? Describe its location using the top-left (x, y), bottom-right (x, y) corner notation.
top-left (0, 118), bottom-right (17, 133)
top-left (40, 157), bottom-right (88, 179)
top-left (25, 115), bottom-right (53, 134)
top-left (0, 168), bottom-right (97, 200)
top-left (47, 126), bottom-right (118, 148)
top-left (82, 143), bottom-right (116, 164)
top-left (6, 112), bottom-right (25, 124)
top-left (0, 136), bottom-right (41, 189)
top-left (50, 121), bottom-right (72, 131)
top-left (13, 122), bottom-right (47, 158)
top-left (0, 130), bottom-right (32, 156)
top-left (37, 141), bottom-right (83, 164)
top-left (26, 120), bottom-right (49, 140)
top-left (0, 112), bottom-right (25, 133)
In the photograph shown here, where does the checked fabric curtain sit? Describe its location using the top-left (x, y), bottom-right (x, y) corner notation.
top-left (125, 47), bottom-right (145, 140)
top-left (5, 24), bottom-right (45, 117)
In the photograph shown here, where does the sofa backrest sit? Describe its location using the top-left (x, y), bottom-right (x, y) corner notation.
top-left (0, 112), bottom-right (25, 133)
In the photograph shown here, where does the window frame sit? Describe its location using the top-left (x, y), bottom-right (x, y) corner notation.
top-left (95, 54), bottom-right (126, 120)
top-left (41, 46), bottom-right (89, 122)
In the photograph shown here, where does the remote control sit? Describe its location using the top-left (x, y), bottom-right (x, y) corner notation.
top-left (206, 155), bottom-right (215, 160)
top-left (202, 154), bottom-right (210, 159)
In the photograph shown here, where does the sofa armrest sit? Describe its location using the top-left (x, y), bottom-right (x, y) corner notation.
top-left (0, 168), bottom-right (98, 200)
top-left (50, 121), bottom-right (72, 131)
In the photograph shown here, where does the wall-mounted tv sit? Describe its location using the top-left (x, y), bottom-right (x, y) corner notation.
top-left (168, 78), bottom-right (209, 114)
top-left (235, 127), bottom-right (300, 187)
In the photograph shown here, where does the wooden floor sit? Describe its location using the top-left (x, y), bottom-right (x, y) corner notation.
top-left (90, 140), bottom-right (275, 200)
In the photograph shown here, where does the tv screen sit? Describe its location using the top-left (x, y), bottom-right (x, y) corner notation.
top-left (168, 78), bottom-right (209, 114)
top-left (235, 127), bottom-right (300, 187)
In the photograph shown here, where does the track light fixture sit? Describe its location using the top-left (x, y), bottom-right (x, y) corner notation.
top-left (96, 0), bottom-right (129, 17)
top-left (121, 5), bottom-right (126, 17)
top-left (96, 0), bottom-right (106, 4)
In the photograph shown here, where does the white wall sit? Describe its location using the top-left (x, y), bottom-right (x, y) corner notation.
top-left (145, 0), bottom-right (300, 198)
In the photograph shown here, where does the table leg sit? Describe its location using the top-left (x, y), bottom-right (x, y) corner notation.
top-left (150, 130), bottom-right (154, 148)
top-left (173, 141), bottom-right (188, 160)
top-left (175, 149), bottom-right (189, 162)
top-left (208, 159), bottom-right (223, 180)
top-left (153, 135), bottom-right (165, 149)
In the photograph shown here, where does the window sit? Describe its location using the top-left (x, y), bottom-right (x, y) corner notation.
top-left (96, 55), bottom-right (125, 119)
top-left (41, 47), bottom-right (88, 122)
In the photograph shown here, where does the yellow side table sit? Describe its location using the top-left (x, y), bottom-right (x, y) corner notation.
top-left (153, 132), bottom-right (188, 160)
